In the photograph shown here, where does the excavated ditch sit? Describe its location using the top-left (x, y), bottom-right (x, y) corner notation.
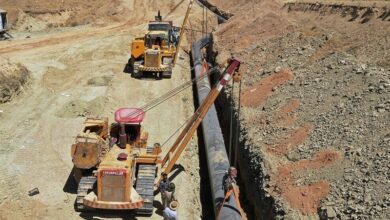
top-left (203, 36), bottom-right (283, 219)
top-left (190, 1), bottom-right (281, 219)
top-left (215, 85), bottom-right (283, 220)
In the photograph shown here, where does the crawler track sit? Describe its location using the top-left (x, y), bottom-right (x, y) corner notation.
top-left (135, 164), bottom-right (157, 215)
top-left (76, 176), bottom-right (96, 211)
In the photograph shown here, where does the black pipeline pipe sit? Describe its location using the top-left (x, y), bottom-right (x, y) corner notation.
top-left (195, 0), bottom-right (226, 24)
top-left (195, 0), bottom-right (233, 22)
top-left (191, 35), bottom-right (241, 220)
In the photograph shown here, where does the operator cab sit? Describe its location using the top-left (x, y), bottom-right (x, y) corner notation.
top-left (148, 22), bottom-right (170, 32)
top-left (146, 21), bottom-right (172, 48)
top-left (112, 108), bottom-right (145, 148)
top-left (145, 33), bottom-right (168, 48)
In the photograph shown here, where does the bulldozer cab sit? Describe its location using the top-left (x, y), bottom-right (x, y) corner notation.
top-left (0, 9), bottom-right (7, 31)
top-left (145, 33), bottom-right (169, 48)
top-left (146, 21), bottom-right (173, 47)
top-left (148, 22), bottom-right (170, 32)
top-left (112, 108), bottom-right (145, 148)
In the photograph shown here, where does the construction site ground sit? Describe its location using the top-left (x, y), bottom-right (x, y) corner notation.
top-left (1, 0), bottom-right (389, 219)
top-left (0, 1), bottom-right (204, 219)
top-left (210, 0), bottom-right (389, 219)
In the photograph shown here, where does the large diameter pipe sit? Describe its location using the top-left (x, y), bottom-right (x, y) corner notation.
top-left (191, 35), bottom-right (242, 220)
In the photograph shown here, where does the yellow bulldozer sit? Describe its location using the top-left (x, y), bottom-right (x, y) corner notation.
top-left (70, 58), bottom-right (241, 215)
top-left (124, 1), bottom-right (194, 79)
top-left (71, 109), bottom-right (153, 213)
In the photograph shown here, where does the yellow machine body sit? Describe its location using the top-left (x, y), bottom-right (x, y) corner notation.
top-left (131, 39), bottom-right (145, 59)
top-left (71, 117), bottom-right (109, 170)
top-left (127, 21), bottom-right (178, 78)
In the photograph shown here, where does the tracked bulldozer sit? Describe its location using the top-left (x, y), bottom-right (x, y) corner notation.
top-left (71, 58), bottom-right (241, 215)
top-left (124, 1), bottom-right (194, 79)
top-left (71, 109), bottom-right (152, 213)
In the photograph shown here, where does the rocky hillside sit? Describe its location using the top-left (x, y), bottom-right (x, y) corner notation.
top-left (211, 0), bottom-right (390, 219)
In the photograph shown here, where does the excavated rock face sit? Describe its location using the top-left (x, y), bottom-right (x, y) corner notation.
top-left (0, 60), bottom-right (30, 103)
top-left (210, 0), bottom-right (390, 219)
top-left (0, 0), bottom-right (188, 30)
top-left (0, 0), bottom-right (128, 29)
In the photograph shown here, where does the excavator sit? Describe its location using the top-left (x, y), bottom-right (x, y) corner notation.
top-left (70, 57), bottom-right (241, 215)
top-left (124, 0), bottom-right (194, 79)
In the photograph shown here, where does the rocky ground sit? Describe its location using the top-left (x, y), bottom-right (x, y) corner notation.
top-left (1, 0), bottom-right (389, 219)
top-left (211, 0), bottom-right (389, 219)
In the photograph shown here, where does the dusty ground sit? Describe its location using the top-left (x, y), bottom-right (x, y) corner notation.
top-left (0, 0), bottom-right (206, 219)
top-left (2, 0), bottom-right (389, 219)
top-left (210, 0), bottom-right (389, 219)
top-left (1, 0), bottom-right (129, 30)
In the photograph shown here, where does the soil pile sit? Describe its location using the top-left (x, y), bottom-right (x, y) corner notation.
top-left (0, 0), bottom-right (129, 31)
top-left (211, 0), bottom-right (390, 219)
top-left (0, 0), bottom-right (192, 32)
top-left (0, 59), bottom-right (30, 103)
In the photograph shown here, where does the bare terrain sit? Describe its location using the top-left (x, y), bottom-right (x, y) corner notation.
top-left (211, 0), bottom-right (389, 219)
top-left (0, 0), bottom-right (205, 219)
top-left (1, 0), bottom-right (389, 219)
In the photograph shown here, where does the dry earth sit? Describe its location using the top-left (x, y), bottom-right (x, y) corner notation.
top-left (0, 0), bottom-right (207, 219)
top-left (210, 0), bottom-right (389, 219)
top-left (1, 0), bottom-right (390, 219)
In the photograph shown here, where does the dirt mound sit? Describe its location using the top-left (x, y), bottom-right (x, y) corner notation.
top-left (0, 59), bottom-right (30, 103)
top-left (1, 0), bottom-right (194, 32)
top-left (0, 0), bottom-right (129, 30)
top-left (56, 96), bottom-right (107, 118)
top-left (12, 10), bottom-right (71, 32)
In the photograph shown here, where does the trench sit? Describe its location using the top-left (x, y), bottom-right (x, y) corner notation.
top-left (189, 1), bottom-right (284, 219)
top-left (205, 36), bottom-right (284, 219)
top-left (214, 80), bottom-right (282, 220)
top-left (189, 34), bottom-right (244, 220)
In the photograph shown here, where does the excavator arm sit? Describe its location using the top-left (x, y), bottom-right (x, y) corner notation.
top-left (160, 57), bottom-right (241, 178)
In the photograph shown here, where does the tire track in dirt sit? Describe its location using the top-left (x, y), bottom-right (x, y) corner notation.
top-left (0, 0), bottom-right (190, 55)
top-left (0, 22), bottom-right (133, 55)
